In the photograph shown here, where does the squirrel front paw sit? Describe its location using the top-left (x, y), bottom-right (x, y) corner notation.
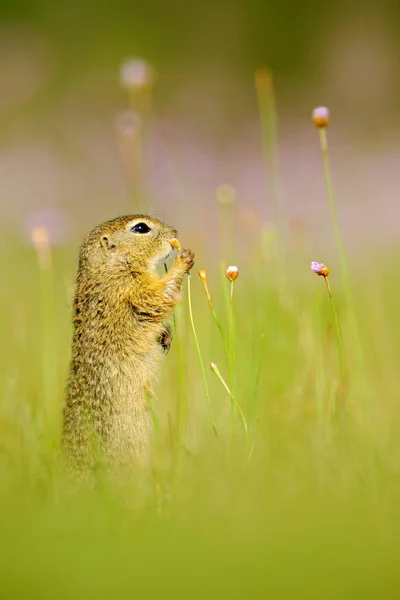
top-left (164, 248), bottom-right (195, 302)
top-left (177, 248), bottom-right (195, 273)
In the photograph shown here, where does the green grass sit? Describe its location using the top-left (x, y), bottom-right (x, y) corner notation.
top-left (2, 228), bottom-right (400, 598)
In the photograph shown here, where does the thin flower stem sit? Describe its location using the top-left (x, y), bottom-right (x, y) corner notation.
top-left (210, 363), bottom-right (248, 445)
top-left (199, 274), bottom-right (229, 362)
top-left (318, 127), bottom-right (364, 381)
top-left (187, 274), bottom-right (217, 436)
top-left (127, 81), bottom-right (153, 213)
top-left (173, 309), bottom-right (186, 446)
top-left (255, 68), bottom-right (283, 230)
top-left (33, 229), bottom-right (57, 431)
top-left (165, 263), bottom-right (186, 447)
top-left (324, 275), bottom-right (345, 396)
top-left (228, 281), bottom-right (235, 432)
top-left (319, 129), bottom-right (350, 296)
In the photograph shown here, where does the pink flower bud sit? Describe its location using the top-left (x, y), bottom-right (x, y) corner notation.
top-left (312, 106), bottom-right (330, 128)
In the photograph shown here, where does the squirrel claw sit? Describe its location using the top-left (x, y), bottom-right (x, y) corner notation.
top-left (178, 248), bottom-right (195, 272)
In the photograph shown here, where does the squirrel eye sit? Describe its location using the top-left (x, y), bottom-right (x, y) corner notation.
top-left (131, 222), bottom-right (151, 234)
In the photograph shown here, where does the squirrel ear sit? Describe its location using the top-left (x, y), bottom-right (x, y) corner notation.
top-left (101, 235), bottom-right (116, 253)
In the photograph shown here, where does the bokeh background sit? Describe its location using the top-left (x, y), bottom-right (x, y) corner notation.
top-left (2, 0), bottom-right (400, 253)
top-left (2, 3), bottom-right (400, 597)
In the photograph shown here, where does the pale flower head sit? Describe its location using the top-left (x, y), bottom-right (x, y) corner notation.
top-left (120, 58), bottom-right (155, 90)
top-left (31, 225), bottom-right (51, 268)
top-left (26, 207), bottom-right (68, 246)
top-left (312, 106), bottom-right (330, 128)
top-left (311, 261), bottom-right (329, 277)
top-left (226, 265), bottom-right (239, 281)
top-left (31, 226), bottom-right (49, 251)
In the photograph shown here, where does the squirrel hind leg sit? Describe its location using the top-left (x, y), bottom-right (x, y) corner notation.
top-left (158, 323), bottom-right (173, 355)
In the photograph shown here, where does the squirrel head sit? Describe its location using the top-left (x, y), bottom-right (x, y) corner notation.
top-left (79, 215), bottom-right (179, 275)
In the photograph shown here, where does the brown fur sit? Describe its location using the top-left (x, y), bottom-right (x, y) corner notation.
top-left (62, 214), bottom-right (194, 479)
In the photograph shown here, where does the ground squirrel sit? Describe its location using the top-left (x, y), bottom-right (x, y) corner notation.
top-left (62, 214), bottom-right (194, 477)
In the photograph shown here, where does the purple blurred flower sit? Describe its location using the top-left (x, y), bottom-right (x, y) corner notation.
top-left (312, 106), bottom-right (330, 128)
top-left (311, 261), bottom-right (329, 277)
top-left (25, 207), bottom-right (68, 246)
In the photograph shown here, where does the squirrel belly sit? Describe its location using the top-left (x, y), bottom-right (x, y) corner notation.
top-left (63, 310), bottom-right (163, 473)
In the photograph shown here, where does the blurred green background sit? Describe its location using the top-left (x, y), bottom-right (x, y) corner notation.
top-left (2, 1), bottom-right (400, 597)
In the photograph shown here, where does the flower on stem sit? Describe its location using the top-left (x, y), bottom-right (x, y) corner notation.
top-left (120, 58), bottom-right (155, 90)
top-left (198, 268), bottom-right (213, 310)
top-left (310, 259), bottom-right (345, 403)
top-left (312, 106), bottom-right (330, 128)
top-left (210, 362), bottom-right (218, 374)
top-left (32, 226), bottom-right (51, 269)
top-left (26, 207), bottom-right (67, 246)
top-left (311, 261), bottom-right (329, 277)
top-left (226, 265), bottom-right (239, 282)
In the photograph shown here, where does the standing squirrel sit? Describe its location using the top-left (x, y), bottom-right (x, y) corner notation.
top-left (62, 214), bottom-right (194, 477)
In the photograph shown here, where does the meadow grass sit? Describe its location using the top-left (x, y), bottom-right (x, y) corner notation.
top-left (1, 228), bottom-right (400, 598)
top-left (1, 103), bottom-right (400, 597)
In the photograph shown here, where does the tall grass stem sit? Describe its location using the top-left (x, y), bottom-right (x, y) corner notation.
top-left (318, 129), bottom-right (350, 294)
top-left (210, 362), bottom-right (248, 445)
top-left (165, 264), bottom-right (186, 447)
top-left (324, 276), bottom-right (345, 404)
top-left (33, 228), bottom-right (58, 437)
top-left (187, 274), bottom-right (217, 436)
top-left (228, 280), bottom-right (235, 431)
top-left (255, 68), bottom-right (283, 233)
top-left (199, 271), bottom-right (229, 363)
top-left (318, 127), bottom-right (365, 376)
